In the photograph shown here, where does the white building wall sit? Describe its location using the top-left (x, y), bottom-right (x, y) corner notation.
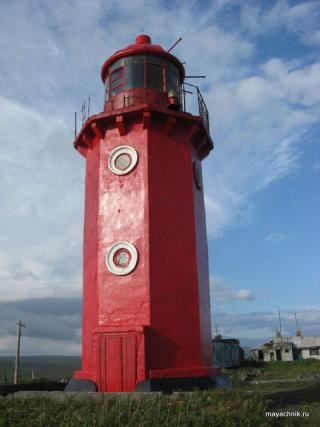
top-left (263, 350), bottom-right (272, 362)
top-left (281, 347), bottom-right (294, 361)
top-left (302, 349), bottom-right (310, 359)
top-left (253, 335), bottom-right (320, 362)
top-left (301, 349), bottom-right (320, 360)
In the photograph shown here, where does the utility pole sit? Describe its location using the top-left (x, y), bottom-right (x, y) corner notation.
top-left (14, 320), bottom-right (26, 384)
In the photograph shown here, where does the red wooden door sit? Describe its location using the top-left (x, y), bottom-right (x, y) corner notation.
top-left (99, 334), bottom-right (136, 391)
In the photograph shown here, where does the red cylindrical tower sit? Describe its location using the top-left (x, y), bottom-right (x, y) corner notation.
top-left (71, 35), bottom-right (218, 392)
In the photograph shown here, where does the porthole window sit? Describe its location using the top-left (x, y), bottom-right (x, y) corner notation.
top-left (106, 242), bottom-right (138, 276)
top-left (108, 146), bottom-right (138, 175)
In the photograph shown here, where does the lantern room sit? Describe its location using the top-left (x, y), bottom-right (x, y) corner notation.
top-left (101, 34), bottom-right (185, 111)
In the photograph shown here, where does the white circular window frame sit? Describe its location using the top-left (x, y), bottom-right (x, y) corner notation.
top-left (108, 145), bottom-right (138, 175)
top-left (105, 241), bottom-right (138, 276)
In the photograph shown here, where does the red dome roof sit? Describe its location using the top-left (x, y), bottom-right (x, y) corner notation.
top-left (101, 35), bottom-right (185, 82)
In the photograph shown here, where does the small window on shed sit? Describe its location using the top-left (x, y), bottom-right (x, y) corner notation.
top-left (285, 349), bottom-right (289, 353)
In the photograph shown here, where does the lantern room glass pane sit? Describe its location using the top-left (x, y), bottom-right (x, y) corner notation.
top-left (110, 67), bottom-right (124, 96)
top-left (106, 54), bottom-right (181, 99)
top-left (105, 76), bottom-right (109, 101)
top-left (110, 68), bottom-right (122, 83)
top-left (166, 65), bottom-right (179, 93)
top-left (124, 55), bottom-right (145, 64)
top-left (145, 55), bottom-right (166, 65)
top-left (124, 63), bottom-right (144, 89)
top-left (146, 63), bottom-right (163, 90)
top-left (109, 58), bottom-right (124, 71)
top-left (111, 84), bottom-right (123, 96)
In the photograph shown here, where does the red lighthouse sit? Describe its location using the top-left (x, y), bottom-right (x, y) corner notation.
top-left (70, 35), bottom-right (218, 392)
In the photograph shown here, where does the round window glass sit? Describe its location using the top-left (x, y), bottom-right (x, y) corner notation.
top-left (106, 242), bottom-right (138, 276)
top-left (114, 153), bottom-right (132, 171)
top-left (113, 248), bottom-right (131, 268)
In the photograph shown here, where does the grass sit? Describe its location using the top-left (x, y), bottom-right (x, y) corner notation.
top-left (0, 389), bottom-right (305, 427)
top-left (224, 358), bottom-right (320, 388)
top-left (1, 358), bottom-right (319, 426)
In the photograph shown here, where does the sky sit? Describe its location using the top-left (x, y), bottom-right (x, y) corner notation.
top-left (0, 0), bottom-right (319, 355)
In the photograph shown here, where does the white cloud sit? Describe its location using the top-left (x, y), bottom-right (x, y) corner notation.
top-left (240, 1), bottom-right (320, 46)
top-left (0, 96), bottom-right (83, 301)
top-left (264, 232), bottom-right (288, 242)
top-left (0, 298), bottom-right (81, 355)
top-left (204, 56), bottom-right (319, 237)
top-left (213, 309), bottom-right (320, 345)
top-left (210, 277), bottom-right (254, 302)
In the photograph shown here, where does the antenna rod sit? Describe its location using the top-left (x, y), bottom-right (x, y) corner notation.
top-left (168, 37), bottom-right (182, 53)
top-left (74, 112), bottom-right (77, 139)
top-left (294, 313), bottom-right (298, 330)
top-left (87, 94), bottom-right (91, 118)
top-left (81, 100), bottom-right (86, 124)
top-left (14, 320), bottom-right (26, 384)
top-left (278, 308), bottom-right (282, 340)
top-left (185, 75), bottom-right (206, 78)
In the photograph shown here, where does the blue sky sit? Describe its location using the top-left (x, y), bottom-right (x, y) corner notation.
top-left (0, 0), bottom-right (319, 355)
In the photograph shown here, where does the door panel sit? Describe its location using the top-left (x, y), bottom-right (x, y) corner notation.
top-left (99, 333), bottom-right (136, 391)
top-left (121, 334), bottom-right (136, 391)
top-left (105, 335), bottom-right (122, 391)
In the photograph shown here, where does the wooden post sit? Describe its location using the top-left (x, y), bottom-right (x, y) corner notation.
top-left (14, 320), bottom-right (25, 384)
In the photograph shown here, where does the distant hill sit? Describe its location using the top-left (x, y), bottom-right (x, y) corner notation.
top-left (0, 356), bottom-right (81, 384)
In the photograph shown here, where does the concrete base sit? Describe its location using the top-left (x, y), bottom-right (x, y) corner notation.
top-left (64, 379), bottom-right (97, 392)
top-left (64, 375), bottom-right (231, 393)
top-left (0, 382), bottom-right (65, 397)
top-left (136, 375), bottom-right (231, 393)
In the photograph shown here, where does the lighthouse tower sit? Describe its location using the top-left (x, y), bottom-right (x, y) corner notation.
top-left (72, 35), bottom-right (218, 392)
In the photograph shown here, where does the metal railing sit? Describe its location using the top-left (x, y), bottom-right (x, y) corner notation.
top-left (181, 82), bottom-right (210, 134)
top-left (101, 84), bottom-right (210, 134)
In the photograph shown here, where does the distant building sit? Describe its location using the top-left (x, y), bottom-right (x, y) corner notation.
top-left (212, 336), bottom-right (244, 368)
top-left (252, 332), bottom-right (320, 362)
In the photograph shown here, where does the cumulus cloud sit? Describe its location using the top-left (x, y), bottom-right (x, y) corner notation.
top-left (0, 298), bottom-right (81, 355)
top-left (240, 0), bottom-right (320, 46)
top-left (213, 309), bottom-right (320, 346)
top-left (0, 96), bottom-right (83, 301)
top-left (204, 56), bottom-right (319, 236)
top-left (264, 232), bottom-right (288, 242)
top-left (210, 277), bottom-right (254, 302)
